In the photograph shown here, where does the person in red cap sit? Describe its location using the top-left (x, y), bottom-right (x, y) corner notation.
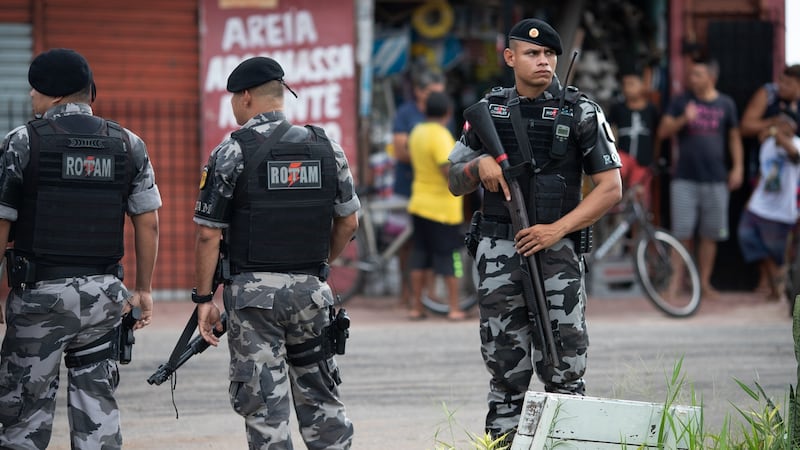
top-left (193, 56), bottom-right (357, 449)
top-left (447, 18), bottom-right (622, 442)
top-left (0, 48), bottom-right (161, 449)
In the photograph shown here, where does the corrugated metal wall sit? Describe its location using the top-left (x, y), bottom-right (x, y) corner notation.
top-left (0, 1), bottom-right (202, 295)
top-left (0, 23), bottom-right (33, 137)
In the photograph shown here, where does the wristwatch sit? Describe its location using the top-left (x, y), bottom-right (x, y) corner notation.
top-left (191, 288), bottom-right (214, 304)
top-left (769, 125), bottom-right (778, 137)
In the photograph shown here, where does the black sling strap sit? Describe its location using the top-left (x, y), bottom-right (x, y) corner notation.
top-left (165, 307), bottom-right (200, 376)
top-left (506, 90), bottom-right (537, 170)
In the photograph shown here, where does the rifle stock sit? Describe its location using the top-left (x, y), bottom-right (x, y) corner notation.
top-left (147, 311), bottom-right (228, 386)
top-left (463, 100), bottom-right (560, 366)
top-left (148, 244), bottom-right (230, 386)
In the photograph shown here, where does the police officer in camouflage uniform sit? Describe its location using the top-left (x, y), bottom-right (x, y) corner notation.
top-left (193, 56), bottom-right (358, 449)
top-left (448, 19), bottom-right (622, 442)
top-left (0, 48), bottom-right (161, 449)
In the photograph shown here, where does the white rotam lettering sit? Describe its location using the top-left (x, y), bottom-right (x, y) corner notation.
top-left (270, 165), bottom-right (320, 184)
top-left (204, 45), bottom-right (354, 92)
top-left (221, 10), bottom-right (318, 51)
top-left (65, 156), bottom-right (112, 177)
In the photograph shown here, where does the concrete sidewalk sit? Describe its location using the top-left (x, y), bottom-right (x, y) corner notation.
top-left (6, 290), bottom-right (795, 449)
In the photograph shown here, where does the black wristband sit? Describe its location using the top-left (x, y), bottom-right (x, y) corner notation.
top-left (191, 288), bottom-right (214, 304)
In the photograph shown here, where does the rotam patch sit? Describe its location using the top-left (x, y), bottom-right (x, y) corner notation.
top-left (267, 160), bottom-right (322, 189)
top-left (62, 153), bottom-right (114, 181)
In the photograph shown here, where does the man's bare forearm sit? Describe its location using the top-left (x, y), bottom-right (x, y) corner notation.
top-left (131, 211), bottom-right (159, 292)
top-left (448, 157), bottom-right (483, 196)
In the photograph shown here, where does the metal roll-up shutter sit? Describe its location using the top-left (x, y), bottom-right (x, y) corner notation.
top-left (36, 0), bottom-right (199, 102)
top-left (0, 23), bottom-right (33, 137)
top-left (34, 0), bottom-right (200, 292)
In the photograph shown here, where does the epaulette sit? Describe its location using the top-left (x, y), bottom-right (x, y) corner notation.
top-left (485, 86), bottom-right (514, 101)
top-left (105, 120), bottom-right (125, 140)
top-left (305, 124), bottom-right (329, 142)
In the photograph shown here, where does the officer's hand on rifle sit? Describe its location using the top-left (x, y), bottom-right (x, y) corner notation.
top-left (126, 290), bottom-right (153, 330)
top-left (197, 301), bottom-right (223, 347)
top-left (514, 222), bottom-right (567, 257)
top-left (477, 155), bottom-right (511, 201)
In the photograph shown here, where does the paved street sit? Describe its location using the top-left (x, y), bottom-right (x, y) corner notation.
top-left (5, 291), bottom-right (795, 449)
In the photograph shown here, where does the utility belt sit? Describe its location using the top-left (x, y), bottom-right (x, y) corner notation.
top-left (479, 217), bottom-right (514, 240)
top-left (5, 250), bottom-right (123, 288)
top-left (229, 262), bottom-right (330, 282)
top-left (467, 213), bottom-right (592, 255)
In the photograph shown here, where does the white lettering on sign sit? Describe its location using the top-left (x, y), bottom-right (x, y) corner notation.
top-left (221, 10), bottom-right (318, 51)
top-left (204, 46), bottom-right (354, 92)
top-left (203, 5), bottom-right (356, 166)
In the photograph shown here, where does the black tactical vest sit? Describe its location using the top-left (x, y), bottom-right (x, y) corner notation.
top-left (482, 89), bottom-right (583, 225)
top-left (17, 115), bottom-right (133, 266)
top-left (227, 125), bottom-right (337, 273)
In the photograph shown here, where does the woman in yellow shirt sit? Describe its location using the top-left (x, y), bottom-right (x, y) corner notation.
top-left (407, 91), bottom-right (465, 320)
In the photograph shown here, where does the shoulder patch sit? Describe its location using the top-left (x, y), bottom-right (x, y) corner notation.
top-left (199, 165), bottom-right (208, 189)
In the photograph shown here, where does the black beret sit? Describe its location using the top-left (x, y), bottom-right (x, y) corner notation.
top-left (28, 48), bottom-right (93, 97)
top-left (226, 57), bottom-right (285, 93)
top-left (508, 18), bottom-right (563, 55)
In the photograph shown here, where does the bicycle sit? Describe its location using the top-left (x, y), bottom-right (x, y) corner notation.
top-left (587, 183), bottom-right (702, 317)
top-left (328, 190), bottom-right (478, 315)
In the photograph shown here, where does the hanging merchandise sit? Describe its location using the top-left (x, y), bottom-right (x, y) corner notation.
top-left (410, 35), bottom-right (463, 72)
top-left (412, 0), bottom-right (454, 39)
top-left (373, 30), bottom-right (410, 77)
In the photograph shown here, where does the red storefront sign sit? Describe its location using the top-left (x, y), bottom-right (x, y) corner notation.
top-left (200, 0), bottom-right (357, 167)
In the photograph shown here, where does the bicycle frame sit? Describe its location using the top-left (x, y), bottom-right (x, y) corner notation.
top-left (588, 189), bottom-right (653, 263)
top-left (354, 196), bottom-right (413, 273)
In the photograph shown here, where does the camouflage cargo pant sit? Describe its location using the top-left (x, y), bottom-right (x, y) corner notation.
top-left (0, 275), bottom-right (127, 450)
top-left (476, 237), bottom-right (588, 441)
top-left (223, 272), bottom-right (353, 450)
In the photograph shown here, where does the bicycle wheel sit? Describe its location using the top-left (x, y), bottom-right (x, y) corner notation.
top-left (421, 248), bottom-right (479, 315)
top-left (328, 228), bottom-right (367, 303)
top-left (634, 229), bottom-right (701, 317)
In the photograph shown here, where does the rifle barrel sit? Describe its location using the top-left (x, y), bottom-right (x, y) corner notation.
top-left (506, 182), bottom-right (560, 365)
